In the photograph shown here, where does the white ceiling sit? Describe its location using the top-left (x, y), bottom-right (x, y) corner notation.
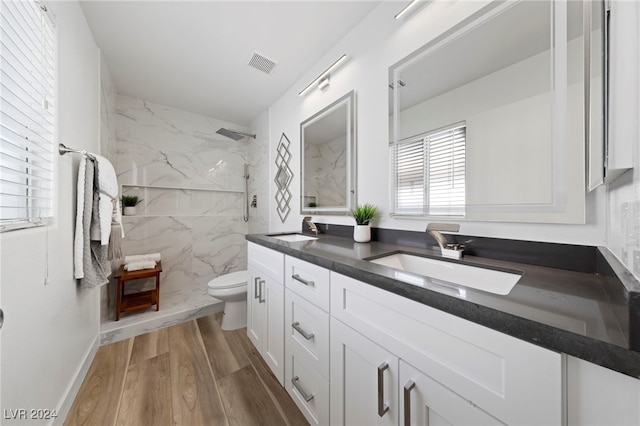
top-left (80, 1), bottom-right (381, 126)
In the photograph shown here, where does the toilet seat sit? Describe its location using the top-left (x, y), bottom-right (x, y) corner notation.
top-left (208, 270), bottom-right (248, 290)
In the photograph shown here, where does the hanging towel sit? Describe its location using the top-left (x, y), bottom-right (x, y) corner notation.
top-left (124, 253), bottom-right (162, 263)
top-left (74, 158), bottom-right (88, 279)
top-left (80, 160), bottom-right (109, 288)
top-left (90, 154), bottom-right (122, 245)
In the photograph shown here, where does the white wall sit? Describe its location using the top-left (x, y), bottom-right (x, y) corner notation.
top-left (0, 1), bottom-right (101, 422)
top-left (268, 0), bottom-right (606, 246)
top-left (248, 109), bottom-right (270, 234)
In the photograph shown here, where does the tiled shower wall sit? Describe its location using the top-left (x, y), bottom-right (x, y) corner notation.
top-left (102, 95), bottom-right (252, 321)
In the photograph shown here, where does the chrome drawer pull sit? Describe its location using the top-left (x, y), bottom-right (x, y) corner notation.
top-left (378, 362), bottom-right (389, 417)
top-left (259, 280), bottom-right (265, 303)
top-left (254, 277), bottom-right (260, 299)
top-left (404, 380), bottom-right (416, 426)
top-left (291, 376), bottom-right (314, 402)
top-left (291, 274), bottom-right (315, 286)
top-left (291, 321), bottom-right (314, 340)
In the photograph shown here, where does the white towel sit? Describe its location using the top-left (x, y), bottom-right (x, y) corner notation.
top-left (88, 155), bottom-right (121, 245)
top-left (124, 253), bottom-right (162, 263)
top-left (124, 261), bottom-right (156, 272)
top-left (74, 158), bottom-right (87, 279)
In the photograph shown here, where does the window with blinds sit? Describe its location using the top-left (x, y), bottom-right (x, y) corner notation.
top-left (0, 0), bottom-right (56, 232)
top-left (390, 123), bottom-right (466, 217)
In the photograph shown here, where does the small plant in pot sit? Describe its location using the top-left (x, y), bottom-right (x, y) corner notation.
top-left (121, 195), bottom-right (142, 215)
top-left (349, 203), bottom-right (378, 243)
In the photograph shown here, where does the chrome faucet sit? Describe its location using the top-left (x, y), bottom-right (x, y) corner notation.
top-left (426, 223), bottom-right (463, 259)
top-left (303, 216), bottom-right (319, 235)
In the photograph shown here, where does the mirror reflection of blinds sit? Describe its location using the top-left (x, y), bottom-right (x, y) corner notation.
top-left (392, 123), bottom-right (465, 216)
top-left (0, 0), bottom-right (55, 231)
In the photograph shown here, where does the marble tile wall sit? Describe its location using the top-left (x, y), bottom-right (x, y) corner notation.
top-left (304, 135), bottom-right (347, 207)
top-left (101, 95), bottom-right (252, 322)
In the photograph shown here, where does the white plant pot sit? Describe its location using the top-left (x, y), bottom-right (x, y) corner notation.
top-left (353, 225), bottom-right (371, 243)
top-left (123, 206), bottom-right (137, 216)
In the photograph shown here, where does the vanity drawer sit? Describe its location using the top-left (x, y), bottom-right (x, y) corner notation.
top-left (285, 289), bottom-right (330, 380)
top-left (285, 350), bottom-right (330, 426)
top-left (248, 242), bottom-right (284, 282)
top-left (285, 256), bottom-right (330, 311)
top-left (330, 271), bottom-right (562, 426)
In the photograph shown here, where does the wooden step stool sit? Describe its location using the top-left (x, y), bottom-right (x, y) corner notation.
top-left (115, 261), bottom-right (162, 321)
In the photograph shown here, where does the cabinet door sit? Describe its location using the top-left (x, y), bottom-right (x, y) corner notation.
top-left (285, 289), bottom-right (330, 379)
top-left (285, 349), bottom-right (330, 426)
top-left (400, 360), bottom-right (504, 426)
top-left (247, 266), bottom-right (263, 350)
top-left (262, 276), bottom-right (284, 385)
top-left (330, 317), bottom-right (398, 426)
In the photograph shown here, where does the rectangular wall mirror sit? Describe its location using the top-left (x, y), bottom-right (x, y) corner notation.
top-left (389, 0), bottom-right (607, 224)
top-left (301, 90), bottom-right (356, 215)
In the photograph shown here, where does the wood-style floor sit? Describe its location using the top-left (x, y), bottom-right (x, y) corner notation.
top-left (64, 314), bottom-right (309, 426)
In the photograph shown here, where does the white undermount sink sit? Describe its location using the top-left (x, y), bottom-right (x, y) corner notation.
top-left (368, 253), bottom-right (522, 295)
top-left (269, 234), bottom-right (318, 242)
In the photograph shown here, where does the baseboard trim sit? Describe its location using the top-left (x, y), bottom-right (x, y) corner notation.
top-left (53, 334), bottom-right (100, 426)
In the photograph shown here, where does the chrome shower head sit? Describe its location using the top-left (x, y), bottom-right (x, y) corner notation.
top-left (216, 128), bottom-right (256, 141)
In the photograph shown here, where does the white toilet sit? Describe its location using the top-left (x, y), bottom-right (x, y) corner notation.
top-left (207, 270), bottom-right (248, 331)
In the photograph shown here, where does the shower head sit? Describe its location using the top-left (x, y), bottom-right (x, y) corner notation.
top-left (216, 128), bottom-right (256, 141)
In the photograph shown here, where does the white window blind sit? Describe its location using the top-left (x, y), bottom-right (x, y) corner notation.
top-left (391, 123), bottom-right (466, 217)
top-left (0, 0), bottom-right (55, 232)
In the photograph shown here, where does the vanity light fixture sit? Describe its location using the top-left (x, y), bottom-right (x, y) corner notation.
top-left (298, 54), bottom-right (347, 96)
top-left (394, 0), bottom-right (419, 20)
top-left (318, 75), bottom-right (330, 91)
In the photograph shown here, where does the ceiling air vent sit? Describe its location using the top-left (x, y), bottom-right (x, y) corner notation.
top-left (248, 52), bottom-right (278, 75)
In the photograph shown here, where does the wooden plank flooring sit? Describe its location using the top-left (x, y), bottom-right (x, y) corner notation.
top-left (65, 314), bottom-right (308, 426)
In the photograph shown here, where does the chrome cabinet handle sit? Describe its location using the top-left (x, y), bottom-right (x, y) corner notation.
top-left (254, 277), bottom-right (260, 299)
top-left (291, 376), bottom-right (314, 402)
top-left (259, 280), bottom-right (265, 303)
top-left (291, 274), bottom-right (314, 286)
top-left (291, 321), bottom-right (314, 340)
top-left (404, 380), bottom-right (416, 426)
top-left (378, 362), bottom-right (389, 417)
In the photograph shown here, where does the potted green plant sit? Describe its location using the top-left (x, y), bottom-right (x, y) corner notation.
top-left (349, 203), bottom-right (378, 242)
top-left (121, 195), bottom-right (142, 216)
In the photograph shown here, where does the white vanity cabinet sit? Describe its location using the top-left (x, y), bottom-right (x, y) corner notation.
top-left (284, 256), bottom-right (331, 426)
top-left (330, 272), bottom-right (563, 426)
top-left (248, 242), bottom-right (637, 426)
top-left (247, 242), bottom-right (285, 385)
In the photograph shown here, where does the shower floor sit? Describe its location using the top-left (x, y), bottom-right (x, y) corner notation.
top-left (100, 283), bottom-right (223, 345)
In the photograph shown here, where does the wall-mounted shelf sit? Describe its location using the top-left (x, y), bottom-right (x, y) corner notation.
top-left (121, 183), bottom-right (242, 194)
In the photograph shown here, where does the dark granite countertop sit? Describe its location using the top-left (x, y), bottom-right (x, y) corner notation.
top-left (246, 231), bottom-right (640, 379)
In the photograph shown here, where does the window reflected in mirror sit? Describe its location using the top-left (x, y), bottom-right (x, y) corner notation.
top-left (388, 0), bottom-right (602, 224)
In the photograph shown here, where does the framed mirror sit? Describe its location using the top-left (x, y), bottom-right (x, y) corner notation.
top-left (389, 0), bottom-right (606, 224)
top-left (301, 90), bottom-right (356, 215)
